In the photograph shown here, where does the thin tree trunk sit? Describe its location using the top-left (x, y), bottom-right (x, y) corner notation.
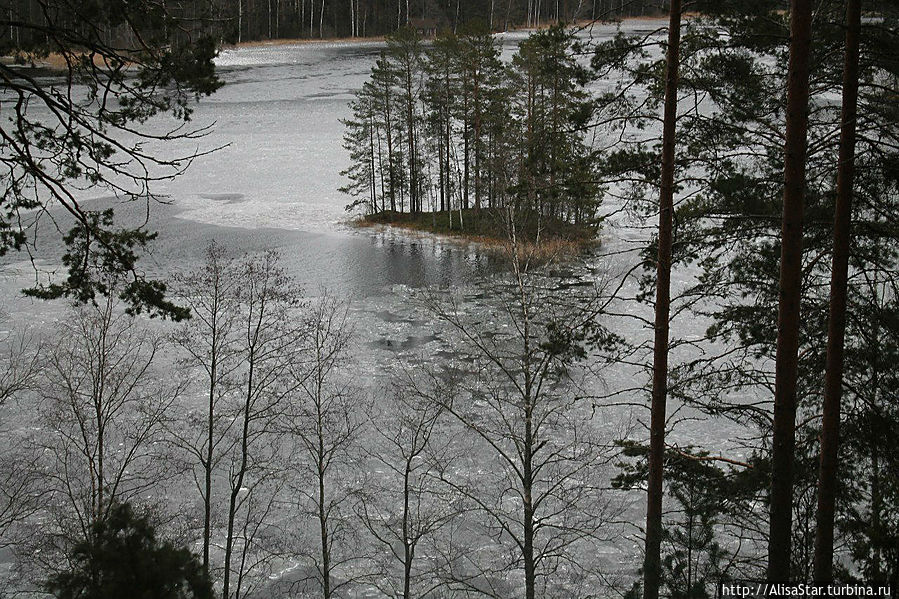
top-left (870, 366), bottom-right (882, 580)
top-left (444, 67), bottom-right (452, 218)
top-left (203, 329), bottom-right (218, 576)
top-left (377, 123), bottom-right (386, 212)
top-left (403, 462), bottom-right (413, 599)
top-left (96, 404), bottom-right (105, 518)
top-left (462, 78), bottom-right (470, 211)
top-left (768, 0), bottom-right (813, 583)
top-left (223, 353), bottom-right (254, 599)
top-left (405, 61), bottom-right (417, 213)
top-left (518, 262), bottom-right (536, 599)
top-left (384, 79), bottom-right (397, 211)
top-left (319, 445), bottom-right (331, 598)
top-left (523, 404), bottom-right (536, 599)
top-left (642, 1), bottom-right (681, 598)
top-left (369, 108), bottom-right (377, 212)
top-left (474, 65), bottom-right (481, 213)
top-left (438, 132), bottom-right (446, 212)
top-left (813, 0), bottom-right (860, 582)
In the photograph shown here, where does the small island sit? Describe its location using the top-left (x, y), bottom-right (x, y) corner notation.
top-left (342, 24), bottom-right (602, 255)
top-left (359, 207), bottom-right (599, 255)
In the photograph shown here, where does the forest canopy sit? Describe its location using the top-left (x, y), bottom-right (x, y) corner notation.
top-left (341, 24), bottom-right (602, 242)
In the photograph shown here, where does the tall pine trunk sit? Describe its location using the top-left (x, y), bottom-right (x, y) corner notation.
top-left (473, 64), bottom-right (482, 213)
top-left (384, 79), bottom-right (397, 212)
top-left (642, 1), bottom-right (680, 598)
top-left (768, 0), bottom-right (813, 582)
top-left (813, 0), bottom-right (861, 582)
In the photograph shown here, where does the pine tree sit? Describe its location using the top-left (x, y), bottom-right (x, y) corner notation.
top-left (592, 0), bottom-right (899, 580)
top-left (385, 26), bottom-right (426, 212)
top-left (456, 21), bottom-right (504, 213)
top-left (341, 85), bottom-right (381, 214)
top-left (371, 55), bottom-right (402, 212)
top-left (46, 502), bottom-right (213, 599)
top-left (507, 25), bottom-right (599, 227)
top-left (344, 23), bottom-right (601, 238)
top-left (644, 2), bottom-right (682, 597)
top-left (423, 29), bottom-right (462, 215)
top-left (2, 0), bottom-right (220, 317)
top-left (813, 0), bottom-right (862, 582)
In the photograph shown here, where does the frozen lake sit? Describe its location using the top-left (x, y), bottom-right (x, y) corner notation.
top-left (0, 20), bottom-right (756, 589)
top-left (0, 14), bottom-right (750, 489)
top-left (2, 20), bottom-right (677, 384)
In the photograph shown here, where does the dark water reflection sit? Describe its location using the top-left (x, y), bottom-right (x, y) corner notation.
top-left (148, 213), bottom-right (500, 298)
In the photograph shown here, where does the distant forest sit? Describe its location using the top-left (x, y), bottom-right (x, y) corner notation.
top-left (7, 0), bottom-right (899, 51)
top-left (2, 0), bottom-right (671, 50)
top-left (211, 0), bottom-right (671, 42)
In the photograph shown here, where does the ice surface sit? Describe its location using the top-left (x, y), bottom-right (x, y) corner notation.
top-left (0, 20), bottom-right (757, 589)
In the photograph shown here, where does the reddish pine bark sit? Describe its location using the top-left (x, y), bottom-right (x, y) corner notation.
top-left (813, 0), bottom-right (861, 583)
top-left (642, 1), bottom-right (681, 598)
top-left (768, 0), bottom-right (813, 582)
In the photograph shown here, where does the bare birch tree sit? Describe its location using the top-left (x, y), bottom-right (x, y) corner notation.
top-left (0, 316), bottom-right (43, 553)
top-left (220, 251), bottom-right (307, 599)
top-left (171, 241), bottom-right (245, 577)
top-left (358, 372), bottom-right (461, 599)
top-left (424, 234), bottom-right (623, 599)
top-left (33, 289), bottom-right (183, 576)
top-left (282, 293), bottom-right (367, 599)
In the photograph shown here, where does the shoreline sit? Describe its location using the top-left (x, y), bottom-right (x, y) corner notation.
top-left (351, 210), bottom-right (600, 263)
top-left (219, 15), bottom-right (673, 50)
top-left (222, 35), bottom-right (387, 49)
top-left (2, 16), bottom-right (675, 70)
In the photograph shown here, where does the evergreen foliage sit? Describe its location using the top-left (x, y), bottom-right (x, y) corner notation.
top-left (594, 0), bottom-right (899, 585)
top-left (615, 442), bottom-right (767, 598)
top-left (1, 0), bottom-right (220, 318)
top-left (45, 502), bottom-right (213, 599)
top-left (342, 24), bottom-right (601, 236)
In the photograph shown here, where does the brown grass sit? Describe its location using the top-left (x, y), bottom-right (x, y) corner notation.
top-left (349, 212), bottom-right (599, 264)
top-left (1, 51), bottom-right (110, 72)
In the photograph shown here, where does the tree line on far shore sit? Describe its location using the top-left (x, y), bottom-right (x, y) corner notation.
top-left (1, 0), bottom-right (670, 52)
